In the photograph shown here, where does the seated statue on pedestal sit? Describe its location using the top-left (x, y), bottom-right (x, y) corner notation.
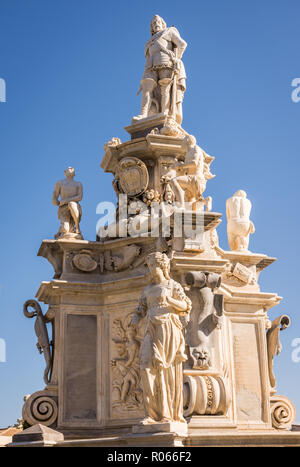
top-left (133, 15), bottom-right (187, 124)
top-left (52, 166), bottom-right (83, 240)
top-left (176, 134), bottom-right (214, 210)
top-left (131, 252), bottom-right (191, 424)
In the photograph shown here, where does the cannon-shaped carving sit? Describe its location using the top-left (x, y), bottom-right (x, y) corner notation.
top-left (183, 375), bottom-right (230, 416)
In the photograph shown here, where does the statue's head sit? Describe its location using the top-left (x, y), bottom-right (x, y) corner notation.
top-left (234, 190), bottom-right (247, 198)
top-left (164, 184), bottom-right (175, 204)
top-left (183, 134), bottom-right (197, 148)
top-left (150, 15), bottom-right (167, 35)
top-left (146, 252), bottom-right (170, 279)
top-left (64, 166), bottom-right (75, 178)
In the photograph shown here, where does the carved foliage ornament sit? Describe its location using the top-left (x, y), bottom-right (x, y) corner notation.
top-left (117, 157), bottom-right (149, 197)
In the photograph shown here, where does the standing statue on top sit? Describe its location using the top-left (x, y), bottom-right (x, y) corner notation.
top-left (133, 15), bottom-right (187, 124)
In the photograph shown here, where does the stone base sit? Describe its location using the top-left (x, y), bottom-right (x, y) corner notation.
top-left (7, 424), bottom-right (64, 447)
top-left (57, 232), bottom-right (83, 241)
top-left (9, 429), bottom-right (300, 447)
top-left (132, 421), bottom-right (188, 436)
top-left (125, 114), bottom-right (185, 140)
top-left (185, 429), bottom-right (300, 447)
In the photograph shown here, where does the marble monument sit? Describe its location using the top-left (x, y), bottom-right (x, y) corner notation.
top-left (12, 15), bottom-right (299, 448)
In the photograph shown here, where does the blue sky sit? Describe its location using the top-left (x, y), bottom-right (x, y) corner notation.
top-left (0, 0), bottom-right (300, 427)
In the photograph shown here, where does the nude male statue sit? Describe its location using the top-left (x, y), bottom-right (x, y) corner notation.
top-left (226, 190), bottom-right (255, 251)
top-left (133, 15), bottom-right (187, 123)
top-left (52, 167), bottom-right (83, 239)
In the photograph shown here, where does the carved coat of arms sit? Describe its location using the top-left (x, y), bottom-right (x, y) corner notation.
top-left (117, 157), bottom-right (149, 197)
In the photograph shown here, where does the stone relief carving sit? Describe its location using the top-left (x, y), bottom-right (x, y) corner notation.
top-left (160, 157), bottom-right (184, 206)
top-left (72, 250), bottom-right (98, 272)
top-left (52, 167), bottom-right (83, 240)
top-left (266, 315), bottom-right (291, 391)
top-left (142, 189), bottom-right (161, 206)
top-left (210, 228), bottom-right (219, 248)
top-left (185, 272), bottom-right (223, 370)
top-left (109, 244), bottom-right (141, 272)
top-left (133, 15), bottom-right (187, 124)
top-left (23, 300), bottom-right (53, 385)
top-left (131, 252), bottom-right (191, 424)
top-left (116, 157), bottom-right (149, 197)
top-left (226, 190), bottom-right (255, 252)
top-left (111, 313), bottom-right (143, 412)
top-left (223, 262), bottom-right (256, 286)
top-left (68, 245), bottom-right (142, 274)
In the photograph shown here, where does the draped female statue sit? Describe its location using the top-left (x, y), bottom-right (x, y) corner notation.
top-left (131, 252), bottom-right (191, 424)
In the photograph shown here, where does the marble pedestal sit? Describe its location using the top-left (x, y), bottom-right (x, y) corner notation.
top-left (17, 123), bottom-right (298, 447)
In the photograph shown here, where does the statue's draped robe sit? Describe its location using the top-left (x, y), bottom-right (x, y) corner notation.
top-left (137, 279), bottom-right (190, 421)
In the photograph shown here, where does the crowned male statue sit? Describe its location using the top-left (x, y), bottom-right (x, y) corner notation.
top-left (133, 15), bottom-right (187, 124)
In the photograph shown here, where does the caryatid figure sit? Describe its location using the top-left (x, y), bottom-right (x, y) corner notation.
top-left (226, 190), bottom-right (255, 251)
top-left (52, 167), bottom-right (83, 239)
top-left (133, 15), bottom-right (187, 124)
top-left (131, 252), bottom-right (191, 424)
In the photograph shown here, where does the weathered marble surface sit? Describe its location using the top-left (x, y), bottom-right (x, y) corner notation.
top-left (226, 190), bottom-right (255, 252)
top-left (133, 15), bottom-right (187, 124)
top-left (18, 15), bottom-right (298, 448)
top-left (131, 252), bottom-right (191, 426)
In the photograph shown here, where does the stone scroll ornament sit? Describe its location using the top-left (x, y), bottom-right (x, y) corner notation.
top-left (131, 252), bottom-right (191, 425)
top-left (22, 390), bottom-right (58, 428)
top-left (23, 299), bottom-right (53, 385)
top-left (184, 271), bottom-right (223, 370)
top-left (270, 394), bottom-right (296, 430)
